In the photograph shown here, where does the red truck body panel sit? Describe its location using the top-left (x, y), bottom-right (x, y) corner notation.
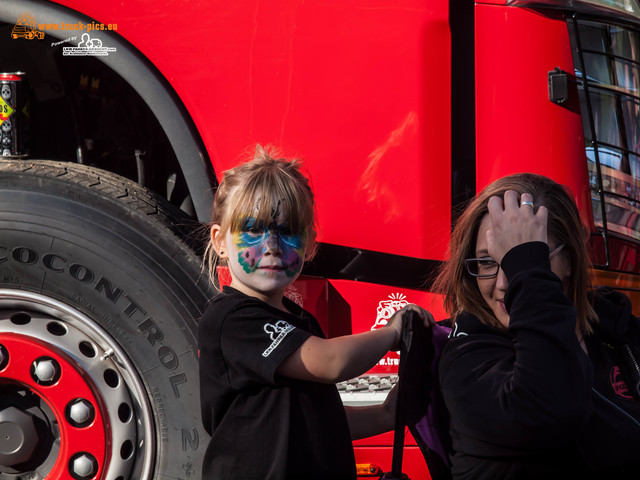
top-left (52, 0), bottom-right (452, 262)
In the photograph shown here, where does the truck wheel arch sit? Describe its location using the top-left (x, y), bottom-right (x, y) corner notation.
top-left (0, 0), bottom-right (217, 222)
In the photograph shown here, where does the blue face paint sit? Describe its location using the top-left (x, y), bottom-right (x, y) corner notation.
top-left (232, 217), bottom-right (305, 275)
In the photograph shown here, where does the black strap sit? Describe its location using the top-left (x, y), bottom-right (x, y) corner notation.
top-left (390, 399), bottom-right (405, 477)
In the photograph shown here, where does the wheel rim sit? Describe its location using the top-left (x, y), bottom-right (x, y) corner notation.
top-left (0, 289), bottom-right (155, 480)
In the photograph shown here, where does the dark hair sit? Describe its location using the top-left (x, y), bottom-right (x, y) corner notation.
top-left (433, 173), bottom-right (596, 335)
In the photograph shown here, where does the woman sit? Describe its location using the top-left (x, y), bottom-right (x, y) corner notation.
top-left (434, 173), bottom-right (640, 479)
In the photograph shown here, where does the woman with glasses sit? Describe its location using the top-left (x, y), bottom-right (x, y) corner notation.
top-left (433, 173), bottom-right (640, 479)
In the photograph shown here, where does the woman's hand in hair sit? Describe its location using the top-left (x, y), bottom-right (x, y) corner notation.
top-left (486, 190), bottom-right (548, 265)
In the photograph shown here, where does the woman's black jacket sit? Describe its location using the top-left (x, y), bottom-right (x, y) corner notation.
top-left (439, 242), bottom-right (592, 479)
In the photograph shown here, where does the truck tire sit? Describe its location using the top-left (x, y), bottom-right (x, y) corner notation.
top-left (0, 159), bottom-right (214, 480)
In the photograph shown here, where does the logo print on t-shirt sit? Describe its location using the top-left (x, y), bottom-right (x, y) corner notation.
top-left (610, 366), bottom-right (633, 399)
top-left (448, 323), bottom-right (469, 339)
top-left (262, 320), bottom-right (295, 357)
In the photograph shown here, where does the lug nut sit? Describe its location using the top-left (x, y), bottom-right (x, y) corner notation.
top-left (31, 357), bottom-right (61, 385)
top-left (67, 399), bottom-right (95, 427)
top-left (70, 453), bottom-right (97, 479)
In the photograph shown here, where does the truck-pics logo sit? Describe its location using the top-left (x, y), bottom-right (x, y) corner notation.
top-left (11, 12), bottom-right (118, 56)
top-left (11, 13), bottom-right (44, 40)
top-left (63, 33), bottom-right (116, 56)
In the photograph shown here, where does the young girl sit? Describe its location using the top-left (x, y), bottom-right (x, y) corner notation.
top-left (198, 145), bottom-right (430, 480)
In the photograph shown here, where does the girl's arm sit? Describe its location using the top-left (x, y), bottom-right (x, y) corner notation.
top-left (344, 384), bottom-right (398, 440)
top-left (276, 304), bottom-right (431, 384)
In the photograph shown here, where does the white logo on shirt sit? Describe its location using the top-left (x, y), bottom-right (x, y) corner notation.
top-left (262, 320), bottom-right (295, 357)
top-left (449, 323), bottom-right (468, 338)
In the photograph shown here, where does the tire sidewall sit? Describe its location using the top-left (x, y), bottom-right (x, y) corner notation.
top-left (0, 178), bottom-right (209, 479)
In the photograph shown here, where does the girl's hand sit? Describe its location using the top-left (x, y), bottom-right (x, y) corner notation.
top-left (486, 190), bottom-right (548, 265)
top-left (387, 304), bottom-right (436, 350)
top-left (346, 383), bottom-right (399, 439)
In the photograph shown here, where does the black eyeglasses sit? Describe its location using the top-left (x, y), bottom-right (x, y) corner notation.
top-left (465, 244), bottom-right (565, 278)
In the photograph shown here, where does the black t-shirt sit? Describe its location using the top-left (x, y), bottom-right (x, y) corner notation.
top-left (198, 286), bottom-right (356, 480)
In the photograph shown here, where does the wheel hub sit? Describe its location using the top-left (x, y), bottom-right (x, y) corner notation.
top-left (0, 406), bottom-right (39, 468)
top-left (0, 290), bottom-right (155, 479)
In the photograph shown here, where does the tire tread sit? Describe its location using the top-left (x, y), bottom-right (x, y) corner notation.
top-left (0, 159), bottom-right (204, 249)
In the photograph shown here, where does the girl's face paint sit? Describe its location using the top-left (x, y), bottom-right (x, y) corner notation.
top-left (225, 213), bottom-right (308, 299)
top-left (234, 218), bottom-right (305, 276)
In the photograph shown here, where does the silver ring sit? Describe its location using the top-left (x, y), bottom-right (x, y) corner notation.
top-left (520, 200), bottom-right (534, 208)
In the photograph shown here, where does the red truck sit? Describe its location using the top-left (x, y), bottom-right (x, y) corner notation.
top-left (0, 0), bottom-right (638, 479)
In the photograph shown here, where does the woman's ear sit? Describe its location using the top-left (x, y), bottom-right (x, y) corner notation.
top-left (211, 225), bottom-right (228, 259)
top-left (554, 249), bottom-right (572, 286)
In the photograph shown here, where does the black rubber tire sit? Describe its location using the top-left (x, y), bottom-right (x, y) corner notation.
top-left (0, 159), bottom-right (213, 479)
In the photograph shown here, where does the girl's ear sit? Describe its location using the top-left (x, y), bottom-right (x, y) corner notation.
top-left (211, 225), bottom-right (228, 259)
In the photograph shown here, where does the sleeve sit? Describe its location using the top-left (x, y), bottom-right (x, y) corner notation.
top-left (439, 242), bottom-right (592, 453)
top-left (220, 304), bottom-right (312, 388)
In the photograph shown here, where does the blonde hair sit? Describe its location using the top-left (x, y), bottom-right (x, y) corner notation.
top-left (433, 173), bottom-right (597, 336)
top-left (204, 145), bottom-right (317, 286)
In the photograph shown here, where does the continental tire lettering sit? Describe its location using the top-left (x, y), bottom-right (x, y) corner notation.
top-left (95, 277), bottom-right (123, 303)
top-left (158, 345), bottom-right (178, 370)
top-left (7, 244), bottom-right (190, 389)
top-left (181, 428), bottom-right (199, 451)
top-left (124, 295), bottom-right (146, 317)
top-left (170, 373), bottom-right (187, 398)
top-left (12, 246), bottom-right (37, 265)
top-left (139, 318), bottom-right (164, 345)
top-left (42, 253), bottom-right (66, 272)
top-left (69, 263), bottom-right (94, 283)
